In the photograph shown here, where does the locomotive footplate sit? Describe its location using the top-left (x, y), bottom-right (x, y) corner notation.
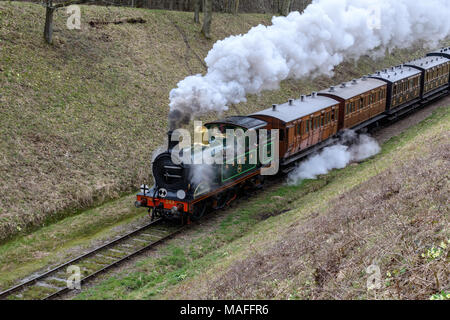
top-left (135, 186), bottom-right (190, 221)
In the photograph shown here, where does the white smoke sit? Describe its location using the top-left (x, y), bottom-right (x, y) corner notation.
top-left (287, 132), bottom-right (380, 185)
top-left (168, 0), bottom-right (450, 129)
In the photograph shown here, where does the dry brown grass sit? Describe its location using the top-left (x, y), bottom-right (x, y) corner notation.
top-left (199, 137), bottom-right (449, 299)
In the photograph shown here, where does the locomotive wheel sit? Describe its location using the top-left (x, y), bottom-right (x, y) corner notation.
top-left (192, 202), bottom-right (207, 221)
top-left (214, 191), bottom-right (230, 210)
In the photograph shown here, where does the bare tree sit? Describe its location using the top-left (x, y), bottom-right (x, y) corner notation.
top-left (44, 0), bottom-right (55, 44)
top-left (233, 0), bottom-right (239, 14)
top-left (202, 0), bottom-right (212, 39)
top-left (194, 0), bottom-right (201, 23)
top-left (280, 0), bottom-right (291, 16)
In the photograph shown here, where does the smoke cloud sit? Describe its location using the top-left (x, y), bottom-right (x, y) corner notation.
top-left (168, 0), bottom-right (450, 129)
top-left (287, 132), bottom-right (380, 185)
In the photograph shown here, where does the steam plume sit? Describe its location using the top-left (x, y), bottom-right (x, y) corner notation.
top-left (169, 0), bottom-right (450, 129)
top-left (287, 132), bottom-right (380, 185)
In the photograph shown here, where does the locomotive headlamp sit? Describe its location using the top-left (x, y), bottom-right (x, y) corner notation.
top-left (177, 190), bottom-right (186, 200)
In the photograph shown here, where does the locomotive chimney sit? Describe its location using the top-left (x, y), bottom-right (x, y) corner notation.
top-left (167, 130), bottom-right (177, 151)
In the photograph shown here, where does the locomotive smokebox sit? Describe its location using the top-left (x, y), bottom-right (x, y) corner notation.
top-left (167, 130), bottom-right (178, 151)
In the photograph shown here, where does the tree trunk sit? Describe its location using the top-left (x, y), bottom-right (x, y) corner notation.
top-left (44, 1), bottom-right (55, 44)
top-left (194, 0), bottom-right (201, 23)
top-left (281, 0), bottom-right (291, 16)
top-left (233, 0), bottom-right (239, 14)
top-left (202, 0), bottom-right (212, 39)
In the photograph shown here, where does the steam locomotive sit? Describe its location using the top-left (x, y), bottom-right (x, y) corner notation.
top-left (135, 47), bottom-right (450, 223)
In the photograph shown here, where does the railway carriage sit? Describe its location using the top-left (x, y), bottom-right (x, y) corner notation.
top-left (369, 65), bottom-right (422, 117)
top-left (251, 94), bottom-right (340, 165)
top-left (404, 56), bottom-right (450, 100)
top-left (318, 77), bottom-right (387, 132)
top-left (426, 47), bottom-right (450, 88)
top-left (427, 46), bottom-right (450, 59)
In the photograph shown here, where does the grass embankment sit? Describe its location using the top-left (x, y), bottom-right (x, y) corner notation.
top-left (1, 2), bottom-right (449, 242)
top-left (73, 106), bottom-right (449, 300)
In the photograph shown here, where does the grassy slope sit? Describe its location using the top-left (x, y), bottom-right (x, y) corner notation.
top-left (75, 106), bottom-right (449, 300)
top-left (1, 2), bottom-right (449, 242)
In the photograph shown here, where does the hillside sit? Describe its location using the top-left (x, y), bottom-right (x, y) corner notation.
top-left (0, 1), bottom-right (449, 243)
top-left (76, 105), bottom-right (449, 300)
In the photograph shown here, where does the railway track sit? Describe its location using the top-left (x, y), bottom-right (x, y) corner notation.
top-left (0, 219), bottom-right (186, 300)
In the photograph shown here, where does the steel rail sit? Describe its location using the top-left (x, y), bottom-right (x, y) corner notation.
top-left (0, 218), bottom-right (186, 300)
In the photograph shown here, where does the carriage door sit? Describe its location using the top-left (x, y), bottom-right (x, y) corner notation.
top-left (287, 125), bottom-right (295, 156)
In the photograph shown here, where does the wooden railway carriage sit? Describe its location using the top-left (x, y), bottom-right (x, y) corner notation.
top-left (427, 46), bottom-right (450, 59)
top-left (318, 77), bottom-right (387, 132)
top-left (250, 94), bottom-right (340, 165)
top-left (369, 65), bottom-right (422, 116)
top-left (426, 47), bottom-right (450, 87)
top-left (404, 56), bottom-right (450, 99)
